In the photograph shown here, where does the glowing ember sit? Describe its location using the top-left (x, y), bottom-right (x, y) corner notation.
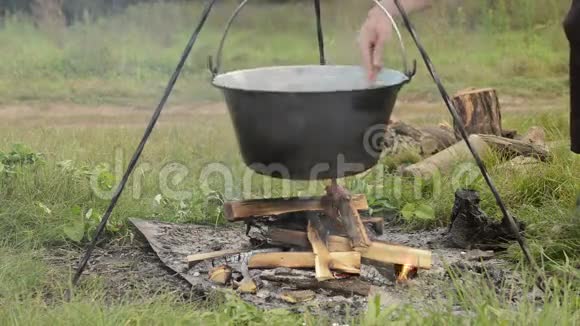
top-left (395, 264), bottom-right (418, 283)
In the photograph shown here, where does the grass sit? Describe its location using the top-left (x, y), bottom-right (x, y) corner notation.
top-left (1, 108), bottom-right (578, 324)
top-left (0, 0), bottom-right (571, 105)
top-left (1, 0), bottom-right (579, 324)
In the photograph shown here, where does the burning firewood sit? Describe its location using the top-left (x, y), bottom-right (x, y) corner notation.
top-left (394, 264), bottom-right (418, 283)
top-left (322, 182), bottom-right (371, 252)
top-left (248, 252), bottom-right (361, 274)
top-left (260, 269), bottom-right (373, 297)
top-left (307, 216), bottom-right (334, 281)
top-left (224, 195), bottom-right (369, 222)
top-left (267, 228), bottom-right (432, 270)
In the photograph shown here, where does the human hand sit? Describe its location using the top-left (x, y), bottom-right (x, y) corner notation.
top-left (359, 5), bottom-right (393, 81)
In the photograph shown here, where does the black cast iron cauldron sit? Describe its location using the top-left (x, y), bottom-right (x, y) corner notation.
top-left (211, 1), bottom-right (415, 180)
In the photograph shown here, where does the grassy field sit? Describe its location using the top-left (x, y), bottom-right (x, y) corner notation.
top-left (0, 0), bottom-right (571, 104)
top-left (1, 0), bottom-right (579, 325)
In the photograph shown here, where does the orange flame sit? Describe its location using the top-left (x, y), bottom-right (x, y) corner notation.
top-left (395, 264), bottom-right (418, 283)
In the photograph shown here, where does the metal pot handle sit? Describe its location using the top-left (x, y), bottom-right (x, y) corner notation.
top-left (209, 0), bottom-right (415, 79)
top-left (209, 0), bottom-right (251, 78)
top-left (371, 0), bottom-right (416, 79)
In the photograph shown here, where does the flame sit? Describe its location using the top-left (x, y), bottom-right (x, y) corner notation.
top-left (395, 264), bottom-right (418, 283)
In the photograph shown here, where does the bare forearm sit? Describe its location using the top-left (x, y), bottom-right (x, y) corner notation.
top-left (379, 0), bottom-right (433, 16)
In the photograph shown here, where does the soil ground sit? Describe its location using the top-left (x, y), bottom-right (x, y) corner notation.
top-left (0, 97), bottom-right (564, 128)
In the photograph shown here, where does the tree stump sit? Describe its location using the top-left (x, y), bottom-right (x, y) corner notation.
top-left (444, 189), bottom-right (524, 250)
top-left (452, 88), bottom-right (502, 137)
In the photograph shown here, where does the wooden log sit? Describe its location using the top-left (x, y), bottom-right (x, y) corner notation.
top-left (403, 134), bottom-right (492, 178)
top-left (445, 189), bottom-right (524, 250)
top-left (260, 273), bottom-right (372, 297)
top-left (186, 249), bottom-right (241, 266)
top-left (521, 126), bottom-right (546, 146)
top-left (245, 213), bottom-right (383, 238)
top-left (364, 217), bottom-right (384, 236)
top-left (419, 126), bottom-right (458, 156)
top-left (267, 228), bottom-right (432, 269)
top-left (390, 121), bottom-right (423, 141)
top-left (248, 252), bottom-right (361, 274)
top-left (478, 134), bottom-right (551, 161)
top-left (452, 88), bottom-right (502, 136)
top-left (323, 183), bottom-right (371, 252)
top-left (494, 156), bottom-right (542, 174)
top-left (224, 195), bottom-right (368, 222)
top-left (209, 265), bottom-right (232, 285)
top-left (501, 129), bottom-right (518, 139)
top-left (307, 217), bottom-right (334, 281)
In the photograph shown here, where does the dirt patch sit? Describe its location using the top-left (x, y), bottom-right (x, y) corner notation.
top-left (40, 218), bottom-right (528, 318)
top-left (44, 243), bottom-right (193, 300)
top-left (0, 98), bottom-right (563, 128)
top-left (0, 102), bottom-right (228, 128)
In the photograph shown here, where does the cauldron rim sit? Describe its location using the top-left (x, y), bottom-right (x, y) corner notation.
top-left (212, 65), bottom-right (409, 94)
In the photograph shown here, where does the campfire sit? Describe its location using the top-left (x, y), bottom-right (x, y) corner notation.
top-left (127, 87), bottom-right (545, 302)
top-left (185, 181), bottom-right (432, 296)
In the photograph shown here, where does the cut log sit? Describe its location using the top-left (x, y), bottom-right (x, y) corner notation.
top-left (209, 265), bottom-right (232, 285)
top-left (452, 88), bottom-right (502, 136)
top-left (267, 228), bottom-right (432, 269)
top-left (260, 272), bottom-right (372, 297)
top-left (245, 213), bottom-right (383, 238)
top-left (419, 126), bottom-right (457, 156)
top-left (224, 195), bottom-right (368, 222)
top-left (322, 183), bottom-right (371, 252)
top-left (236, 278), bottom-right (257, 294)
top-left (364, 217), bottom-right (385, 236)
top-left (403, 134), bottom-right (492, 178)
top-left (186, 249), bottom-right (241, 266)
top-left (307, 217), bottom-right (334, 281)
top-left (248, 252), bottom-right (361, 274)
top-left (494, 156), bottom-right (542, 173)
top-left (501, 129), bottom-right (518, 139)
top-left (390, 121), bottom-right (423, 141)
top-left (478, 134), bottom-right (551, 161)
top-left (521, 126), bottom-right (546, 146)
top-left (445, 189), bottom-right (525, 250)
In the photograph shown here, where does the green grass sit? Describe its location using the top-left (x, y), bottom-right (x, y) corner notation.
top-left (1, 248), bottom-right (578, 325)
top-left (1, 108), bottom-right (578, 324)
top-left (0, 0), bottom-right (571, 105)
top-left (1, 0), bottom-right (579, 324)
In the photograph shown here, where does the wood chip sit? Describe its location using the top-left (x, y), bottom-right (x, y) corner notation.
top-left (279, 290), bottom-right (316, 303)
top-left (209, 265), bottom-right (232, 285)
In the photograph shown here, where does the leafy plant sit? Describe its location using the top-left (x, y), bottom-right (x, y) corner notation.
top-left (0, 144), bottom-right (43, 175)
top-left (401, 203), bottom-right (436, 222)
top-left (367, 197), bottom-right (397, 216)
top-left (62, 206), bottom-right (122, 243)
